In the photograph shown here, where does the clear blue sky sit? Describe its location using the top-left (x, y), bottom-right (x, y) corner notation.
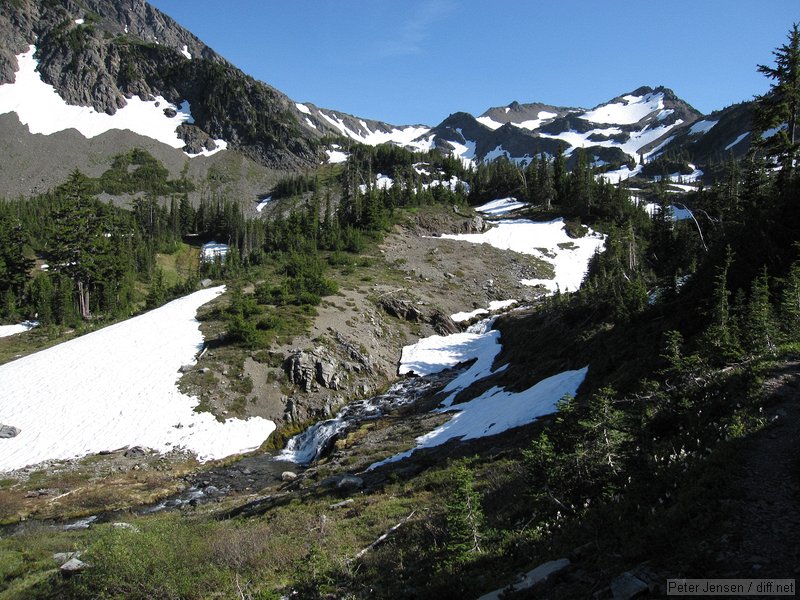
top-left (148, 0), bottom-right (799, 126)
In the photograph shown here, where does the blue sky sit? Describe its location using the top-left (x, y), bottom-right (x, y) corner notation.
top-left (148, 1), bottom-right (799, 126)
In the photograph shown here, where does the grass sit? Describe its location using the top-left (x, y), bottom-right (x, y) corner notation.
top-left (154, 243), bottom-right (200, 288)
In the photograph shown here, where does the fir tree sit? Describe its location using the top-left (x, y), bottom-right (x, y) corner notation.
top-left (444, 464), bottom-right (484, 565)
top-left (754, 22), bottom-right (800, 174)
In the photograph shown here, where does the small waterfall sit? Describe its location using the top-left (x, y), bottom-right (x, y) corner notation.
top-left (276, 377), bottom-right (440, 466)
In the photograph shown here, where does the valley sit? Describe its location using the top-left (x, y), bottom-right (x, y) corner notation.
top-left (0, 1), bottom-right (799, 598)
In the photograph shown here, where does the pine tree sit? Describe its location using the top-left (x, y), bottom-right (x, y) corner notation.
top-left (701, 246), bottom-right (742, 362)
top-left (537, 152), bottom-right (554, 209)
top-left (28, 272), bottom-right (54, 325)
top-left (50, 170), bottom-right (115, 320)
top-left (754, 23), bottom-right (800, 173)
top-left (0, 215), bottom-right (34, 318)
top-left (777, 259), bottom-right (800, 341)
top-left (445, 464), bottom-right (484, 565)
top-left (742, 267), bottom-right (778, 355)
top-left (553, 144), bottom-right (567, 205)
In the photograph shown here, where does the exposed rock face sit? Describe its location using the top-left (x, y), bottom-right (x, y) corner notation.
top-left (380, 296), bottom-right (460, 335)
top-left (284, 348), bottom-right (341, 392)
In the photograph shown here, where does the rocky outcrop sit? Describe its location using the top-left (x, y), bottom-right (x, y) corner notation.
top-left (380, 297), bottom-right (424, 323)
top-left (429, 311), bottom-right (459, 335)
top-left (379, 296), bottom-right (460, 335)
top-left (284, 348), bottom-right (341, 392)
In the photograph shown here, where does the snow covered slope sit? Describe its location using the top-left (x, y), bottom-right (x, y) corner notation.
top-left (294, 102), bottom-right (434, 154)
top-left (0, 287), bottom-right (275, 472)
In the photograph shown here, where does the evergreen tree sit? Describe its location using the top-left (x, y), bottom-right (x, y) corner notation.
top-left (742, 267), bottom-right (778, 355)
top-left (552, 144), bottom-right (567, 205)
top-left (444, 464), bottom-right (484, 565)
top-left (0, 214), bottom-right (34, 318)
top-left (754, 23), bottom-right (800, 174)
top-left (779, 259), bottom-right (800, 340)
top-left (28, 272), bottom-right (54, 325)
top-left (700, 246), bottom-right (742, 362)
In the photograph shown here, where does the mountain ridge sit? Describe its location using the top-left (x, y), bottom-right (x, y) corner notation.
top-left (0, 0), bottom-right (759, 196)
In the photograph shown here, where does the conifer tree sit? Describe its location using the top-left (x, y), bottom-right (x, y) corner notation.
top-left (742, 267), bottom-right (777, 355)
top-left (754, 23), bottom-right (800, 173)
top-left (779, 259), bottom-right (800, 340)
top-left (445, 464), bottom-right (484, 565)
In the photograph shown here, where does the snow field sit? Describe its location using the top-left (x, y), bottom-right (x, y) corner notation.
top-left (0, 287), bottom-right (275, 472)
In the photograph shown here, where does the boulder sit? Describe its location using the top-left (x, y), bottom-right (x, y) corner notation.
top-left (124, 446), bottom-right (146, 458)
top-left (476, 558), bottom-right (570, 600)
top-left (281, 471), bottom-right (297, 482)
top-left (611, 572), bottom-right (649, 600)
top-left (336, 474), bottom-right (364, 492)
top-left (202, 485), bottom-right (221, 497)
top-left (0, 424), bottom-right (20, 438)
top-left (52, 551), bottom-right (82, 566)
top-left (60, 557), bottom-right (89, 577)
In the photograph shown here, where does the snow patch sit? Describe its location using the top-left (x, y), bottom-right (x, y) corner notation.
top-left (201, 241), bottom-right (229, 262)
top-left (255, 196), bottom-right (273, 213)
top-left (451, 300), bottom-right (517, 323)
top-left (725, 132), bottom-right (749, 151)
top-left (316, 110), bottom-right (431, 150)
top-left (476, 116), bottom-right (503, 130)
top-left (0, 287), bottom-right (275, 472)
top-left (372, 316), bottom-right (588, 467)
top-left (0, 320), bottom-right (38, 339)
top-left (441, 218), bottom-right (605, 293)
top-left (474, 197), bottom-right (528, 216)
top-left (180, 45), bottom-right (192, 60)
top-left (513, 110), bottom-right (558, 131)
top-left (326, 148), bottom-right (349, 164)
top-left (359, 173), bottom-right (394, 193)
top-left (295, 103), bottom-right (311, 115)
top-left (689, 119), bottom-right (718, 135)
top-left (579, 92), bottom-right (664, 125)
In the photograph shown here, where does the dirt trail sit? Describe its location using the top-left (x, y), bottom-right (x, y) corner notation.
top-left (710, 361), bottom-right (800, 581)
